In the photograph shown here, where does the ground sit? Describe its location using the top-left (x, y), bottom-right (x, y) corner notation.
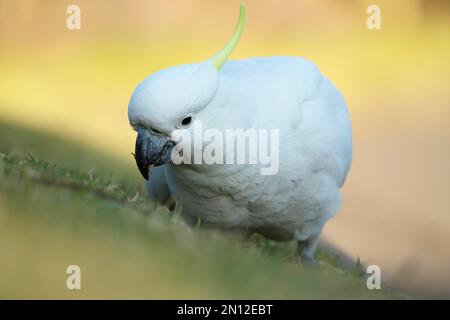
top-left (0, 121), bottom-right (406, 299)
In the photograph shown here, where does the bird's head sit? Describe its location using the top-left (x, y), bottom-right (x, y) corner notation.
top-left (128, 4), bottom-right (246, 179)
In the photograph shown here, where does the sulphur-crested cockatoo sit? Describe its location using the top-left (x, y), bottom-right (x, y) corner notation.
top-left (128, 4), bottom-right (352, 264)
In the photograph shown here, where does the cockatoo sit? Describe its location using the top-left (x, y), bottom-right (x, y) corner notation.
top-left (128, 4), bottom-right (352, 264)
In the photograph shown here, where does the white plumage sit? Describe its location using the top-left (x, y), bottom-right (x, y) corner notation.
top-left (128, 5), bottom-right (352, 263)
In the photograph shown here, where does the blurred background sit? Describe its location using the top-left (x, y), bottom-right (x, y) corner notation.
top-left (0, 0), bottom-right (449, 298)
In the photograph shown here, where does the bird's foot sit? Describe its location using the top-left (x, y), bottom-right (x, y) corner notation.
top-left (298, 254), bottom-right (322, 268)
top-left (297, 235), bottom-right (322, 268)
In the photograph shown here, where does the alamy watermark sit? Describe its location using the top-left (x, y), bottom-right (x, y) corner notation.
top-left (366, 265), bottom-right (381, 290)
top-left (66, 5), bottom-right (81, 30)
top-left (66, 265), bottom-right (81, 290)
top-left (170, 120), bottom-right (280, 176)
top-left (367, 5), bottom-right (381, 30)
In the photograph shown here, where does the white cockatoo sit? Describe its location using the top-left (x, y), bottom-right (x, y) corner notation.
top-left (128, 4), bottom-right (352, 264)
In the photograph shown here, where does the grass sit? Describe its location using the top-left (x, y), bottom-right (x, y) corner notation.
top-left (0, 121), bottom-right (407, 299)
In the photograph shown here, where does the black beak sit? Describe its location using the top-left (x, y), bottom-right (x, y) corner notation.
top-left (134, 129), bottom-right (175, 180)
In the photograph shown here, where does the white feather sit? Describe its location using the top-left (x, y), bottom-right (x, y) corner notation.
top-left (138, 57), bottom-right (352, 242)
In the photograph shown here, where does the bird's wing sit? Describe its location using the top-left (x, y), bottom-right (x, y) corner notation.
top-left (296, 77), bottom-right (353, 188)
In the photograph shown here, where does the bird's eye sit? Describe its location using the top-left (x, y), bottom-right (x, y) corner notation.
top-left (181, 116), bottom-right (192, 127)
